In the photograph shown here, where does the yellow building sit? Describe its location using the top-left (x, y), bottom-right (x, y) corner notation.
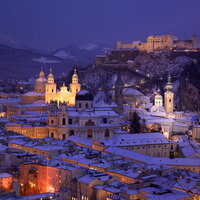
top-left (5, 123), bottom-right (48, 138)
top-left (45, 68), bottom-right (81, 106)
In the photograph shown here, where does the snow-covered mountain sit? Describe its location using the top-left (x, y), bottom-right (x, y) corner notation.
top-left (53, 43), bottom-right (113, 65)
top-left (0, 33), bottom-right (49, 54)
top-left (0, 44), bottom-right (75, 79)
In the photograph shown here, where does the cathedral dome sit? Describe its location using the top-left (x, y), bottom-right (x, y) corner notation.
top-left (35, 77), bottom-right (47, 85)
top-left (35, 70), bottom-right (47, 85)
top-left (155, 93), bottom-right (163, 99)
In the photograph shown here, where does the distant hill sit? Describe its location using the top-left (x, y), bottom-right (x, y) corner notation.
top-left (0, 44), bottom-right (76, 79)
top-left (0, 41), bottom-right (112, 79)
top-left (52, 43), bottom-right (112, 66)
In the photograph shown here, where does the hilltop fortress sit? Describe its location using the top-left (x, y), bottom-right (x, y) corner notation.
top-left (117, 34), bottom-right (199, 52)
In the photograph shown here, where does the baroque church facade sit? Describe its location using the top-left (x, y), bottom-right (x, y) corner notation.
top-left (22, 68), bottom-right (81, 106)
top-left (47, 91), bottom-right (120, 140)
top-left (45, 68), bottom-right (81, 106)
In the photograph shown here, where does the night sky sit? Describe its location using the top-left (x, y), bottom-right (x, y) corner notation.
top-left (0, 0), bottom-right (200, 50)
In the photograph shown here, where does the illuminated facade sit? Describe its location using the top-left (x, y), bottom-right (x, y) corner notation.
top-left (48, 91), bottom-right (120, 140)
top-left (154, 89), bottom-right (163, 107)
top-left (45, 68), bottom-right (81, 106)
top-left (117, 34), bottom-right (199, 52)
top-left (0, 173), bottom-right (12, 193)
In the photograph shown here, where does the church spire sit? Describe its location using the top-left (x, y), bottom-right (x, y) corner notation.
top-left (47, 67), bottom-right (54, 84)
top-left (115, 72), bottom-right (123, 86)
top-left (72, 67), bottom-right (78, 84)
top-left (165, 74), bottom-right (173, 91)
top-left (39, 66), bottom-right (45, 78)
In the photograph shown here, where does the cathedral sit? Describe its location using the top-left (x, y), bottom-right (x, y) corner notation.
top-left (22, 68), bottom-right (81, 106)
top-left (45, 68), bottom-right (81, 106)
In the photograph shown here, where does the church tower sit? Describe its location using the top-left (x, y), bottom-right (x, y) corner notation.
top-left (115, 72), bottom-right (124, 114)
top-left (69, 68), bottom-right (81, 94)
top-left (154, 89), bottom-right (163, 107)
top-left (45, 68), bottom-right (57, 103)
top-left (164, 75), bottom-right (174, 114)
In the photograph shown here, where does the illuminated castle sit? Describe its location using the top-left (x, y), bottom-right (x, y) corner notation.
top-left (45, 68), bottom-right (81, 106)
top-left (117, 34), bottom-right (199, 52)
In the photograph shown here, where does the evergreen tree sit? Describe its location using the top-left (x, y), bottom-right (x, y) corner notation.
top-left (129, 111), bottom-right (141, 133)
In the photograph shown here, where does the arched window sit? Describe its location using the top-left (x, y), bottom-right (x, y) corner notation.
top-left (52, 89), bottom-right (54, 92)
top-left (86, 103), bottom-right (88, 109)
top-left (62, 134), bottom-right (66, 140)
top-left (169, 99), bottom-right (171, 102)
top-left (69, 130), bottom-right (74, 136)
top-left (87, 129), bottom-right (93, 139)
top-left (50, 120), bottom-right (54, 125)
top-left (50, 132), bottom-right (54, 138)
top-left (104, 129), bottom-right (110, 138)
top-left (85, 119), bottom-right (95, 126)
top-left (62, 118), bottom-right (66, 125)
top-left (79, 103), bottom-right (81, 108)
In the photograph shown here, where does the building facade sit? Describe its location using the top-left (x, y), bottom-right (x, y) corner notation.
top-left (45, 68), bottom-right (81, 106)
top-left (117, 34), bottom-right (199, 52)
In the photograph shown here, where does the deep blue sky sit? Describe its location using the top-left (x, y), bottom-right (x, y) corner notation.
top-left (0, 0), bottom-right (200, 50)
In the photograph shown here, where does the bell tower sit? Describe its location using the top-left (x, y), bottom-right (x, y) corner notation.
top-left (69, 68), bottom-right (81, 94)
top-left (45, 68), bottom-right (57, 103)
top-left (115, 72), bottom-right (124, 114)
top-left (164, 75), bottom-right (174, 114)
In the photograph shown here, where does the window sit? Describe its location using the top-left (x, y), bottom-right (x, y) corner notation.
top-left (87, 129), bottom-right (93, 139)
top-left (68, 118), bottom-right (72, 124)
top-left (50, 120), bottom-right (54, 125)
top-left (169, 99), bottom-right (171, 102)
top-left (103, 117), bottom-right (107, 124)
top-left (62, 134), bottom-right (66, 140)
top-left (69, 130), bottom-right (74, 136)
top-left (86, 103), bottom-right (88, 109)
top-left (79, 103), bottom-right (81, 108)
top-left (104, 129), bottom-right (110, 138)
top-left (62, 118), bottom-right (66, 125)
top-left (52, 89), bottom-right (54, 92)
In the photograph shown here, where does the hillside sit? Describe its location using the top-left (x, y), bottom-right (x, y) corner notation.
top-left (0, 42), bottom-right (112, 79)
top-left (0, 44), bottom-right (75, 79)
top-left (81, 50), bottom-right (200, 111)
